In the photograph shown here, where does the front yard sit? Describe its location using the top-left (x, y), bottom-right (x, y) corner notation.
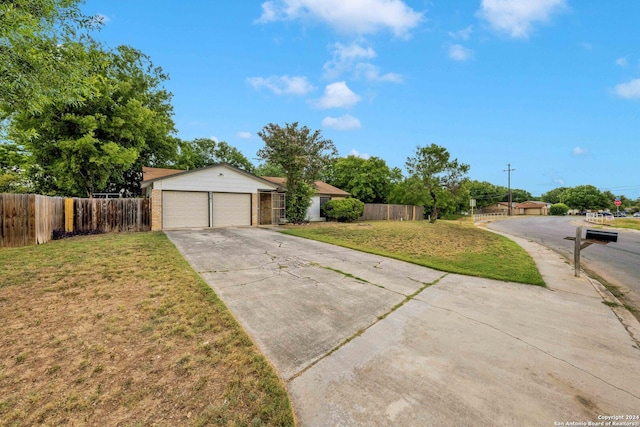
top-left (282, 220), bottom-right (545, 286)
top-left (0, 232), bottom-right (294, 426)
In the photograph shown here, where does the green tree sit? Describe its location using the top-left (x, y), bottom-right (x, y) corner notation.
top-left (257, 122), bottom-right (337, 222)
top-left (504, 188), bottom-right (532, 203)
top-left (0, 142), bottom-right (30, 192)
top-left (541, 187), bottom-right (569, 204)
top-left (254, 161), bottom-right (286, 177)
top-left (405, 144), bottom-right (469, 223)
top-left (467, 180), bottom-right (505, 209)
top-left (1, 0), bottom-right (100, 123)
top-left (170, 138), bottom-right (253, 172)
top-left (562, 185), bottom-right (609, 211)
top-left (328, 155), bottom-right (401, 203)
top-left (388, 175), bottom-right (431, 208)
top-left (549, 203), bottom-right (569, 216)
top-left (10, 45), bottom-right (176, 197)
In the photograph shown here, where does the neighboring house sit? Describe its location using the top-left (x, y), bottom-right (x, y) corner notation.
top-left (259, 177), bottom-right (350, 221)
top-left (141, 164), bottom-right (286, 230)
top-left (481, 201), bottom-right (549, 216)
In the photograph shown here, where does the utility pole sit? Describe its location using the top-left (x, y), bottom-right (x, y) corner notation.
top-left (504, 163), bottom-right (515, 216)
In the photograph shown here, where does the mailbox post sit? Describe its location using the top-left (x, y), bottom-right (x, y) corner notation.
top-left (565, 227), bottom-right (618, 277)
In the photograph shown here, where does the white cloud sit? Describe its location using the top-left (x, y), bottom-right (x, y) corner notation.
top-left (616, 56), bottom-right (629, 67)
top-left (314, 82), bottom-right (361, 109)
top-left (614, 78), bottom-right (640, 99)
top-left (478, 0), bottom-right (568, 39)
top-left (256, 0), bottom-right (423, 37)
top-left (322, 115), bottom-right (362, 131)
top-left (323, 42), bottom-right (402, 83)
top-left (448, 44), bottom-right (474, 61)
top-left (349, 149), bottom-right (370, 158)
top-left (237, 132), bottom-right (253, 139)
top-left (247, 75), bottom-right (315, 96)
top-left (448, 25), bottom-right (473, 40)
top-left (355, 63), bottom-right (403, 83)
top-left (323, 41), bottom-right (376, 79)
top-left (210, 135), bottom-right (220, 142)
top-left (572, 146), bottom-right (587, 156)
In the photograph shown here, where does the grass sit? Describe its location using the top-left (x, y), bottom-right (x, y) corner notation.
top-left (281, 220), bottom-right (545, 286)
top-left (0, 232), bottom-right (294, 426)
top-left (610, 217), bottom-right (640, 231)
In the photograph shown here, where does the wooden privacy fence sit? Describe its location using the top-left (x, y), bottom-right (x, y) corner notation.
top-left (359, 203), bottom-right (424, 221)
top-left (1, 194), bottom-right (150, 248)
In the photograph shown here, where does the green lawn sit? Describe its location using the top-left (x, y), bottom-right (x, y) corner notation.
top-left (0, 232), bottom-right (294, 426)
top-left (281, 220), bottom-right (545, 286)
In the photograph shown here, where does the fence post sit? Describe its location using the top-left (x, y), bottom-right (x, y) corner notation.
top-left (65, 198), bottom-right (74, 232)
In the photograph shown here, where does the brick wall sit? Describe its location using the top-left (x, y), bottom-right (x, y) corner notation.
top-left (151, 189), bottom-right (162, 231)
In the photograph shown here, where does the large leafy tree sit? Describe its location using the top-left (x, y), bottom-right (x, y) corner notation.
top-left (257, 122), bottom-right (337, 222)
top-left (562, 185), bottom-right (609, 211)
top-left (169, 138), bottom-right (254, 172)
top-left (0, 142), bottom-right (30, 192)
top-left (328, 155), bottom-right (402, 203)
top-left (405, 144), bottom-right (470, 223)
top-left (541, 187), bottom-right (569, 204)
top-left (1, 0), bottom-right (100, 123)
top-left (10, 44), bottom-right (177, 197)
top-left (467, 180), bottom-right (505, 209)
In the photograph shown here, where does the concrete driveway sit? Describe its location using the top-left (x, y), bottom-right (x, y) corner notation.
top-left (166, 227), bottom-right (640, 426)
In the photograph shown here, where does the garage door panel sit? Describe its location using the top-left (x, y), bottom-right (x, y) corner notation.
top-left (163, 191), bottom-right (209, 229)
top-left (213, 193), bottom-right (250, 227)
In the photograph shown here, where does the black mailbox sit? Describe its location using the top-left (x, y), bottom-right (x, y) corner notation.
top-left (585, 229), bottom-right (618, 243)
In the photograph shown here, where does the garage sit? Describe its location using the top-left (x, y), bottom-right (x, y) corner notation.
top-left (212, 192), bottom-right (251, 227)
top-left (162, 191), bottom-right (209, 229)
top-left (142, 164), bottom-right (284, 231)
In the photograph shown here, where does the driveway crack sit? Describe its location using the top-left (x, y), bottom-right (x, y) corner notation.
top-left (287, 273), bottom-right (447, 383)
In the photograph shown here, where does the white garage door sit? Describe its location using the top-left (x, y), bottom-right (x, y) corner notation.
top-left (163, 191), bottom-right (209, 229)
top-left (212, 193), bottom-right (251, 227)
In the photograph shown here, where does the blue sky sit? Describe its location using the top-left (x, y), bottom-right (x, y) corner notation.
top-left (82, 1), bottom-right (640, 199)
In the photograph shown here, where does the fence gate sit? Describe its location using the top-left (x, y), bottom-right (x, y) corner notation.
top-left (272, 193), bottom-right (286, 224)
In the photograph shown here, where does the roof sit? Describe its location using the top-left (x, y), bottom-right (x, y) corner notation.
top-left (261, 177), bottom-right (350, 196)
top-left (142, 167), bottom-right (184, 181)
top-left (497, 201), bottom-right (548, 209)
top-left (141, 164), bottom-right (285, 189)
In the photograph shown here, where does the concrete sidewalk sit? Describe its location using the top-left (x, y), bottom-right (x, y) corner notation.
top-left (167, 228), bottom-right (640, 426)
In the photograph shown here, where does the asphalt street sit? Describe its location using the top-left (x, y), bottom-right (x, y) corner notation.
top-left (487, 216), bottom-right (640, 313)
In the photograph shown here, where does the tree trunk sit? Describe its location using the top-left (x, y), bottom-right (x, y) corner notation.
top-left (430, 190), bottom-right (438, 223)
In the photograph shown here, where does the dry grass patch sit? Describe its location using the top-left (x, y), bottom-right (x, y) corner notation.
top-left (0, 232), bottom-right (294, 426)
top-left (282, 220), bottom-right (544, 285)
top-left (610, 218), bottom-right (640, 231)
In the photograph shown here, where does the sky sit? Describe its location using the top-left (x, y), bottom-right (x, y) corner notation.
top-left (82, 0), bottom-right (640, 199)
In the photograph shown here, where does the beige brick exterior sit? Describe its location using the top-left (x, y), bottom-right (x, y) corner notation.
top-left (251, 193), bottom-right (258, 226)
top-left (151, 189), bottom-right (162, 231)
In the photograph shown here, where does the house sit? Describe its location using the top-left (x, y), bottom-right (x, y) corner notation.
top-left (141, 165), bottom-right (350, 229)
top-left (141, 164), bottom-right (286, 230)
top-left (481, 201), bottom-right (549, 216)
top-left (260, 177), bottom-right (350, 221)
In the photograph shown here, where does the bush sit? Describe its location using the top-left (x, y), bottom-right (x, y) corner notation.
top-left (549, 203), bottom-right (569, 216)
top-left (52, 228), bottom-right (104, 240)
top-left (322, 198), bottom-right (364, 222)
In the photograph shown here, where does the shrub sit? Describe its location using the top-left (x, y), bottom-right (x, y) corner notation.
top-left (549, 203), bottom-right (569, 216)
top-left (322, 198), bottom-right (364, 222)
top-left (52, 228), bottom-right (104, 240)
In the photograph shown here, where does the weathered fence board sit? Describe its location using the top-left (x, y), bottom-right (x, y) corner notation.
top-left (0, 194), bottom-right (150, 248)
top-left (359, 203), bottom-right (424, 221)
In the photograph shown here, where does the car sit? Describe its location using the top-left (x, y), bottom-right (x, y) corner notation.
top-left (602, 212), bottom-right (614, 220)
top-left (614, 212), bottom-right (627, 218)
top-left (634, 212), bottom-right (640, 218)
